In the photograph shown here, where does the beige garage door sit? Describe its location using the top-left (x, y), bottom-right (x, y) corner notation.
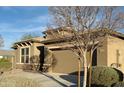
top-left (52, 50), bottom-right (81, 74)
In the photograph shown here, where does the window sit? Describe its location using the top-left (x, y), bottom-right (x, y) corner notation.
top-left (21, 48), bottom-right (29, 63)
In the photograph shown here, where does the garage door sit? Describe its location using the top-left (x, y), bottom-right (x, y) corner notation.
top-left (52, 50), bottom-right (81, 74)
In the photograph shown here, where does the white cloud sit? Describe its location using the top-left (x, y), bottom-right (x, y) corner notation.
top-left (19, 26), bottom-right (46, 33)
top-left (0, 22), bottom-right (46, 33)
top-left (32, 15), bottom-right (49, 23)
top-left (0, 14), bottom-right (49, 33)
top-left (0, 23), bottom-right (13, 28)
top-left (17, 14), bottom-right (49, 24)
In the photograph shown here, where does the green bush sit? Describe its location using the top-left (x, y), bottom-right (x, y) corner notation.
top-left (112, 81), bottom-right (124, 87)
top-left (90, 66), bottom-right (123, 87)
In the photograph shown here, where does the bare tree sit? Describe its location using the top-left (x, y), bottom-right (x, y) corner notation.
top-left (47, 6), bottom-right (124, 87)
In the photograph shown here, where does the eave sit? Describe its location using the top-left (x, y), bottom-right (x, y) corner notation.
top-left (11, 39), bottom-right (41, 49)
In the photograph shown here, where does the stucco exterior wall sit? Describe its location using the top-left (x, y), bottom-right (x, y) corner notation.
top-left (13, 35), bottom-right (124, 73)
top-left (15, 47), bottom-right (20, 64)
top-left (97, 37), bottom-right (108, 66)
top-left (107, 36), bottom-right (124, 72)
top-left (15, 43), bottom-right (43, 62)
top-left (14, 42), bottom-right (43, 69)
top-left (33, 43), bottom-right (43, 56)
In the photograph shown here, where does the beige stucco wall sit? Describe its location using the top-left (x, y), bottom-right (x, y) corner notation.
top-left (107, 36), bottom-right (124, 72)
top-left (15, 47), bottom-right (20, 64)
top-left (92, 35), bottom-right (124, 71)
top-left (14, 42), bottom-right (43, 69)
top-left (13, 35), bottom-right (124, 73)
top-left (33, 43), bottom-right (43, 56)
top-left (51, 47), bottom-right (106, 74)
top-left (97, 37), bottom-right (108, 66)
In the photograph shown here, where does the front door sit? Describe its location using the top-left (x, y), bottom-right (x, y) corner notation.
top-left (92, 49), bottom-right (97, 66)
top-left (37, 46), bottom-right (44, 71)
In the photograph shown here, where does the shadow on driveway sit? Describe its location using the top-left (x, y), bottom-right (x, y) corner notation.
top-left (59, 71), bottom-right (84, 87)
top-left (41, 73), bottom-right (68, 87)
top-left (41, 71), bottom-right (84, 87)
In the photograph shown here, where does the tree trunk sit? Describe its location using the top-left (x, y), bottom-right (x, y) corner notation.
top-left (78, 60), bottom-right (81, 87)
top-left (83, 52), bottom-right (88, 87)
top-left (88, 51), bottom-right (93, 87)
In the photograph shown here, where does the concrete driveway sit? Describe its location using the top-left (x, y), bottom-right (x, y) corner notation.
top-left (1, 69), bottom-right (82, 87)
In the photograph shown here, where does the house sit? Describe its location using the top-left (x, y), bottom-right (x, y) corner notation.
top-left (11, 28), bottom-right (124, 74)
top-left (0, 50), bottom-right (15, 62)
top-left (12, 37), bottom-right (44, 69)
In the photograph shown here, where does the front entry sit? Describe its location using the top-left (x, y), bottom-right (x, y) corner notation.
top-left (92, 49), bottom-right (97, 66)
top-left (37, 46), bottom-right (44, 71)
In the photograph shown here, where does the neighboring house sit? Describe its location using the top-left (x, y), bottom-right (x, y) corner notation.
top-left (0, 50), bottom-right (15, 62)
top-left (11, 28), bottom-right (124, 74)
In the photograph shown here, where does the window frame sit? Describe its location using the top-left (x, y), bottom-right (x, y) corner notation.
top-left (20, 46), bottom-right (30, 64)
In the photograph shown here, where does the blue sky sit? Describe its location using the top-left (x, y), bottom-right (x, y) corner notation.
top-left (0, 6), bottom-right (124, 50)
top-left (0, 6), bottom-right (48, 50)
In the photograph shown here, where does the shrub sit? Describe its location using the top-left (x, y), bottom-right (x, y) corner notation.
top-left (112, 81), bottom-right (124, 87)
top-left (30, 55), bottom-right (40, 71)
top-left (113, 68), bottom-right (123, 81)
top-left (90, 66), bottom-right (123, 87)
